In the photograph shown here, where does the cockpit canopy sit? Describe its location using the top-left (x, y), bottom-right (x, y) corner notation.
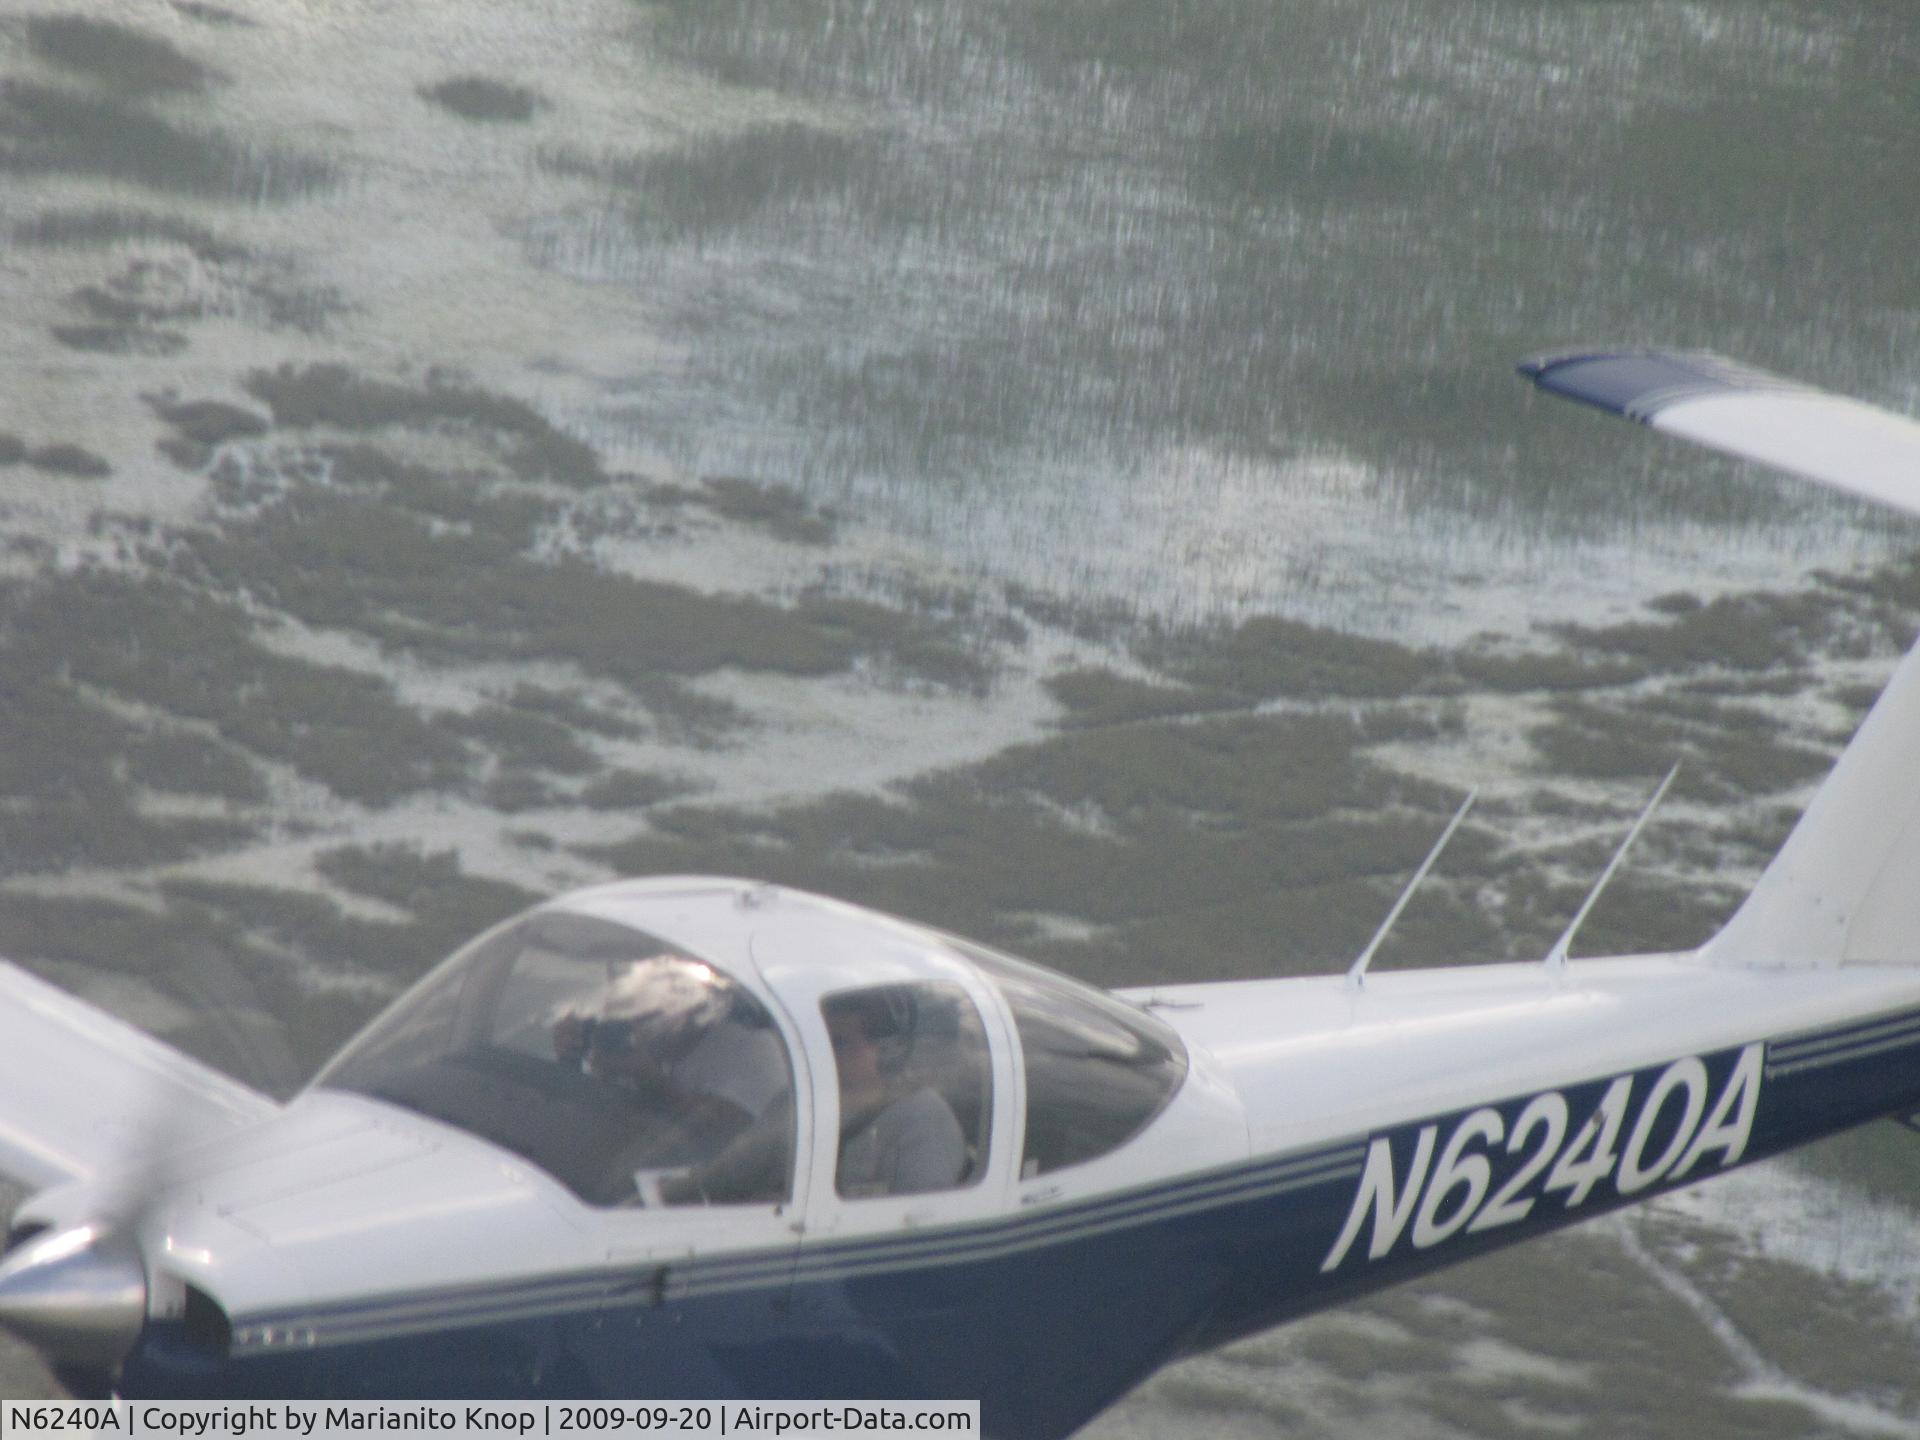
top-left (319, 895), bottom-right (1188, 1208)
top-left (321, 912), bottom-right (794, 1206)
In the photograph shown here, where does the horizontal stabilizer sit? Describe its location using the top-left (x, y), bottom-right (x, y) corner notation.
top-left (1523, 350), bottom-right (1920, 968)
top-left (0, 960), bottom-right (276, 1191)
top-left (1522, 350), bottom-right (1920, 519)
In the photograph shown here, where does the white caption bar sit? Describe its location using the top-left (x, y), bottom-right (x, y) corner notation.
top-left (2, 1403), bottom-right (978, 1440)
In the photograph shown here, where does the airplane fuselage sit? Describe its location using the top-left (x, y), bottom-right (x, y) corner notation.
top-left (96, 947), bottom-right (1920, 1440)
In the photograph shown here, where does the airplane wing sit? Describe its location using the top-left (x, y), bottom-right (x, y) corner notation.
top-left (0, 959), bottom-right (276, 1192)
top-left (1522, 349), bottom-right (1920, 969)
top-left (1521, 350), bottom-right (1920, 520)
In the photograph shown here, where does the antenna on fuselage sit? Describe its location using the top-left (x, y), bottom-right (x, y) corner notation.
top-left (1347, 788), bottom-right (1477, 990)
top-left (1544, 761), bottom-right (1681, 974)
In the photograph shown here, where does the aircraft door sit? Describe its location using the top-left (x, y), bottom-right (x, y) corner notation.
top-left (749, 923), bottom-right (1018, 1401)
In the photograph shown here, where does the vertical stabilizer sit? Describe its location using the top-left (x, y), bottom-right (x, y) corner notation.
top-left (1703, 634), bottom-right (1920, 967)
top-left (1520, 350), bottom-right (1920, 969)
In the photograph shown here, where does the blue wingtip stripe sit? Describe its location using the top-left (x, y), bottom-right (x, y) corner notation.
top-left (1519, 349), bottom-right (1805, 423)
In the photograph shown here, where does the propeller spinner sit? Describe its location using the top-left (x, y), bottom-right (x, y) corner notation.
top-left (0, 1222), bottom-right (146, 1374)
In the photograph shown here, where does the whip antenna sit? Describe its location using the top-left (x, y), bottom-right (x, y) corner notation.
top-left (1348, 788), bottom-right (1477, 989)
top-left (1545, 762), bottom-right (1680, 974)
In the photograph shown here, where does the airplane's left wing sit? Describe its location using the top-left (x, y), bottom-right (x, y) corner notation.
top-left (1521, 349), bottom-right (1920, 519)
top-left (0, 959), bottom-right (276, 1192)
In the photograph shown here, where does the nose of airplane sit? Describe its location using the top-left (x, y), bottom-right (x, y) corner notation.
top-left (0, 1223), bottom-right (146, 1375)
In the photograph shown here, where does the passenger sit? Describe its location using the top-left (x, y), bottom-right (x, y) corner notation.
top-left (826, 993), bottom-right (966, 1198)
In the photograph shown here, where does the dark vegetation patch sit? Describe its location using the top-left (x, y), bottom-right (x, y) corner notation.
top-left (1143, 613), bottom-right (1445, 700)
top-left (1544, 869), bottom-right (1742, 961)
top-left (0, 895), bottom-right (328, 1087)
top-left (126, 730), bottom-right (266, 803)
top-left (585, 709), bottom-right (1497, 985)
top-left (190, 492), bottom-right (850, 676)
top-left (314, 841), bottom-right (540, 954)
top-left (26, 15), bottom-right (220, 96)
top-left (628, 678), bottom-right (754, 747)
top-left (303, 443), bottom-right (553, 542)
top-left (0, 851), bottom-right (542, 1080)
top-left (1529, 696), bottom-right (1830, 803)
top-left (187, 466), bottom-right (989, 694)
top-left (1002, 581), bottom-right (1141, 647)
top-left (1555, 589), bottom-right (1842, 673)
top-left (73, 281), bottom-right (201, 326)
top-left (170, 1), bottom-right (254, 26)
top-left (1647, 590), bottom-right (1702, 616)
top-left (8, 570), bottom-right (467, 805)
top-left (0, 756), bottom-right (251, 871)
top-left (1679, 667), bottom-right (1818, 699)
top-left (1045, 668), bottom-right (1237, 728)
top-left (0, 614), bottom-right (267, 871)
top-left (500, 683), bottom-right (642, 740)
top-left (483, 774), bottom-right (562, 812)
top-left (544, 123), bottom-right (866, 243)
top-left (1688, 1244), bottom-right (1914, 1403)
top-left (1490, 1243), bottom-right (1826, 1440)
top-left (1290, 1319), bottom-right (1455, 1385)
top-left (25, 442), bottom-right (110, 477)
top-left (1431, 1233), bottom-right (1740, 1400)
top-left (147, 395), bottom-right (270, 452)
top-left (1455, 645), bottom-right (1648, 692)
top-left (1828, 680), bottom-right (1884, 718)
top-left (971, 711), bottom-right (1388, 823)
top-left (1798, 1122), bottom-right (1920, 1210)
top-left (52, 323), bottom-right (187, 356)
top-left (700, 476), bottom-right (836, 544)
top-left (794, 591), bottom-right (992, 693)
top-left (243, 364), bottom-right (607, 487)
top-left (450, 702), bottom-right (598, 775)
top-left (0, 80), bottom-right (334, 201)
top-left (12, 205), bottom-right (247, 262)
top-left (1825, 550), bottom-right (1920, 614)
top-left (419, 75), bottom-right (543, 123)
top-left (163, 863), bottom-right (535, 1074)
top-left (580, 771), bottom-right (706, 810)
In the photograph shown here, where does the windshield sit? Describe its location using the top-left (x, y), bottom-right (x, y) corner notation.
top-left (319, 911), bottom-right (795, 1207)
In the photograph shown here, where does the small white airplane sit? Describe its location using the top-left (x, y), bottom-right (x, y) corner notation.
top-left (4, 351), bottom-right (1920, 1437)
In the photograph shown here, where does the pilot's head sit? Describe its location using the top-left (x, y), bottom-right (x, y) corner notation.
top-left (583, 1013), bottom-right (672, 1089)
top-left (555, 955), bottom-right (732, 1091)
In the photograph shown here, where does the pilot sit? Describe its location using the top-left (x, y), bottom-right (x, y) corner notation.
top-left (552, 957), bottom-right (804, 1207)
top-left (826, 991), bottom-right (967, 1198)
top-left (553, 1005), bottom-right (682, 1097)
top-left (553, 958), bottom-right (783, 1115)
top-left (553, 959), bottom-right (775, 1203)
